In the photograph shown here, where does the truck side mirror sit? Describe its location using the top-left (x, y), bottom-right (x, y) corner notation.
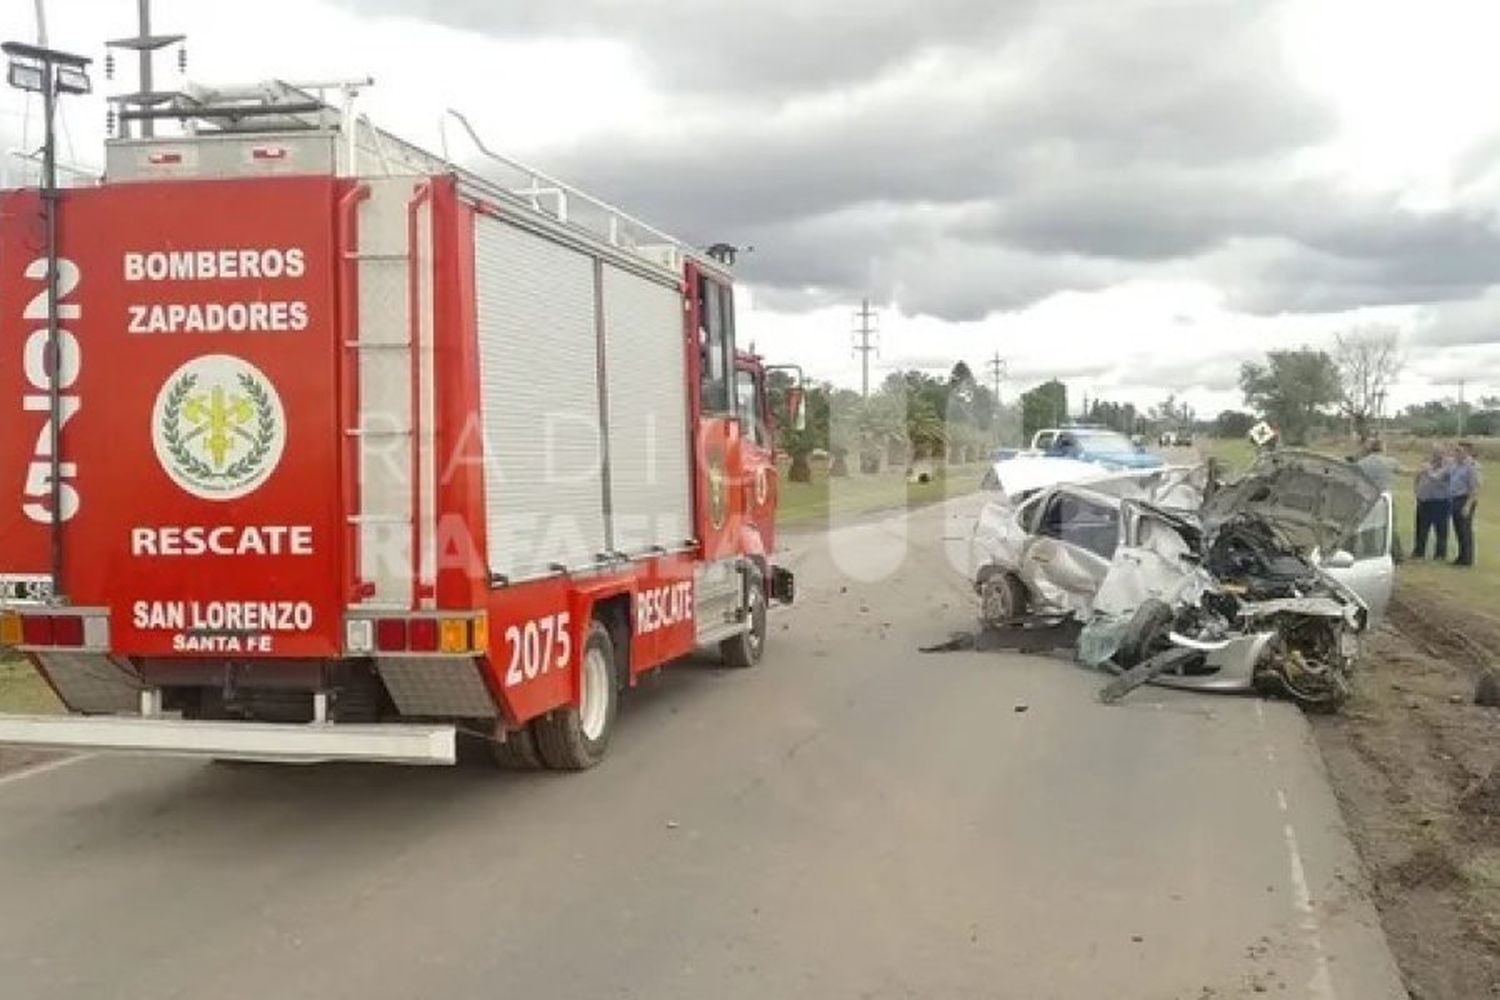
top-left (786, 387), bottom-right (806, 432)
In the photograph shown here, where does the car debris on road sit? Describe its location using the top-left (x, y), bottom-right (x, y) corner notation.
top-left (943, 449), bottom-right (1393, 710)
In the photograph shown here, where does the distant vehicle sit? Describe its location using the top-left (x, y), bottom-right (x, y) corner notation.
top-left (1158, 431), bottom-right (1194, 448)
top-left (1045, 429), bottom-right (1164, 470)
top-left (1030, 429), bottom-right (1062, 453)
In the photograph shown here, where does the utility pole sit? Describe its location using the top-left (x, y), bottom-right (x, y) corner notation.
top-left (985, 352), bottom-right (1006, 444)
top-left (985, 352), bottom-right (1005, 405)
top-left (852, 297), bottom-right (879, 398)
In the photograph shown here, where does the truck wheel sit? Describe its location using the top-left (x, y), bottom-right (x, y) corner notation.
top-left (534, 620), bottom-right (618, 770)
top-left (489, 724), bottom-right (544, 770)
top-left (720, 572), bottom-right (767, 668)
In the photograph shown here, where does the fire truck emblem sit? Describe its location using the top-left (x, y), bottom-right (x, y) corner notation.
top-left (152, 354), bottom-right (286, 500)
top-left (706, 444), bottom-right (727, 529)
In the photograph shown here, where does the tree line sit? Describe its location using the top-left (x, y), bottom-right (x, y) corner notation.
top-left (769, 362), bottom-right (1015, 482)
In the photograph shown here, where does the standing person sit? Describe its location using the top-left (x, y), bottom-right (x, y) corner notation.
top-left (1450, 441), bottom-right (1483, 567)
top-left (1356, 438), bottom-right (1403, 560)
top-left (1411, 447), bottom-right (1451, 559)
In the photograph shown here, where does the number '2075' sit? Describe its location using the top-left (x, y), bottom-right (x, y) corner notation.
top-left (18, 258), bottom-right (82, 523)
top-left (503, 612), bottom-right (571, 687)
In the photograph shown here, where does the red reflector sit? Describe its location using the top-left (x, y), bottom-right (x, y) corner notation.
top-left (408, 618), bottom-right (439, 652)
top-left (21, 615), bottom-right (54, 646)
top-left (375, 618), bottom-right (408, 652)
top-left (52, 615), bottom-right (84, 647)
top-left (148, 151), bottom-right (182, 165)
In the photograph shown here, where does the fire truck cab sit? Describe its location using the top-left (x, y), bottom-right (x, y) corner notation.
top-left (0, 82), bottom-right (798, 769)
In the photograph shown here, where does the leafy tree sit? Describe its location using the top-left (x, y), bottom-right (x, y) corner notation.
top-left (1238, 349), bottom-right (1341, 446)
top-left (1214, 409), bottom-right (1255, 439)
top-left (1020, 380), bottom-right (1068, 440)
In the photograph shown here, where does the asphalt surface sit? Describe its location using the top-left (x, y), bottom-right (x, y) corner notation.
top-left (0, 496), bottom-right (1407, 999)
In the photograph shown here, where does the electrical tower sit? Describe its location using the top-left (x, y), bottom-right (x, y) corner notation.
top-left (852, 298), bottom-right (879, 397)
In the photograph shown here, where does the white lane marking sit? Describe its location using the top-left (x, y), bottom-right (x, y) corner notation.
top-left (0, 753), bottom-right (93, 790)
top-left (1256, 701), bottom-right (1338, 1000)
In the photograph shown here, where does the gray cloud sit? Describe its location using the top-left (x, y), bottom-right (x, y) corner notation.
top-left (333, 0), bottom-right (1047, 97)
top-left (328, 0), bottom-right (1500, 326)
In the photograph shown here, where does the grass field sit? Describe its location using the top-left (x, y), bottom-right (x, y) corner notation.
top-left (777, 463), bottom-right (985, 529)
top-left (0, 656), bottom-right (60, 715)
top-left (1200, 436), bottom-right (1497, 618)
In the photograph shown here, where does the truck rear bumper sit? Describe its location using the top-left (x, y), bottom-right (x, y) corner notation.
top-left (0, 714), bottom-right (456, 766)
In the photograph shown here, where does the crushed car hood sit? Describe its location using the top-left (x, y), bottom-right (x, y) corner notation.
top-left (1201, 449), bottom-right (1380, 555)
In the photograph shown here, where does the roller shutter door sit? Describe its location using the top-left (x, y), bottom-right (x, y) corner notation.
top-left (475, 216), bottom-right (606, 581)
top-left (601, 264), bottom-right (692, 554)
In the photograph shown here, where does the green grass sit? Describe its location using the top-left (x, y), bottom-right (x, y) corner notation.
top-left (1199, 435), bottom-right (1498, 618)
top-left (0, 656), bottom-right (61, 715)
top-left (1198, 436), bottom-right (1257, 473)
top-left (778, 463), bottom-right (984, 529)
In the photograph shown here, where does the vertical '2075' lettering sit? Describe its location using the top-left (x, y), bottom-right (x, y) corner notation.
top-left (20, 257), bottom-right (82, 524)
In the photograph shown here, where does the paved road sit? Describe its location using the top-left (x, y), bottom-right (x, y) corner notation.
top-left (0, 497), bottom-right (1406, 999)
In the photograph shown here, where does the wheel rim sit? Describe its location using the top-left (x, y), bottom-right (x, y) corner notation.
top-left (747, 585), bottom-right (766, 659)
top-left (579, 645), bottom-right (611, 742)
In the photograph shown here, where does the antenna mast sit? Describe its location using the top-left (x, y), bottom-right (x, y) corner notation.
top-left (106, 0), bottom-right (184, 138)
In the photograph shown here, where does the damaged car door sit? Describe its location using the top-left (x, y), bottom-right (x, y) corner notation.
top-left (1323, 493), bottom-right (1394, 624)
top-left (1018, 490), bottom-right (1121, 614)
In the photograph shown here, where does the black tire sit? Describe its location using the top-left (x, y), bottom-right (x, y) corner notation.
top-left (488, 724), bottom-right (544, 770)
top-left (979, 571), bottom-right (1028, 627)
top-left (720, 572), bottom-right (767, 668)
top-left (533, 620), bottom-right (618, 770)
top-left (1115, 598), bottom-right (1176, 668)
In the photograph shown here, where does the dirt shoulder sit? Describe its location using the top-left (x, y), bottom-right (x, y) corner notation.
top-left (1311, 584), bottom-right (1500, 999)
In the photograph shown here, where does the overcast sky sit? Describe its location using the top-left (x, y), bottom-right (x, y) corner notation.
top-left (5, 0), bottom-right (1500, 415)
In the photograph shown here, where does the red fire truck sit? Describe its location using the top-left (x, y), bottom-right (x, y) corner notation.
top-left (0, 82), bottom-right (799, 769)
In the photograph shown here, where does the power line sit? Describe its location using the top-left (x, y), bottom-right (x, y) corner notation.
top-left (852, 297), bottom-right (879, 398)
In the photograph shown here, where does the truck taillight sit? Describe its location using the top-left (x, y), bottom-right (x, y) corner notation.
top-left (13, 615), bottom-right (87, 647)
top-left (0, 612), bottom-right (104, 650)
top-left (375, 619), bottom-right (407, 652)
top-left (350, 615), bottom-right (487, 655)
top-left (21, 616), bottom-right (54, 646)
top-left (408, 618), bottom-right (439, 652)
top-left (52, 616), bottom-right (85, 647)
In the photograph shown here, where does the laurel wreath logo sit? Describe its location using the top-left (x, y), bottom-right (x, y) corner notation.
top-left (159, 371), bottom-right (277, 488)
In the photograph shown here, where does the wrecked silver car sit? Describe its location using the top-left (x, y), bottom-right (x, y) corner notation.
top-left (969, 451), bottom-right (1388, 709)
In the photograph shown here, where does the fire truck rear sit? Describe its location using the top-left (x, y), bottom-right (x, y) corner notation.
top-left (0, 82), bottom-right (798, 768)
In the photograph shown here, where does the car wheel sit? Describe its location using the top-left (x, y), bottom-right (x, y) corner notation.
top-left (980, 572), bottom-right (1029, 626)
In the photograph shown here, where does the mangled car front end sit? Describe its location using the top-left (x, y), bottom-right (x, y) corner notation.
top-left (968, 451), bottom-right (1384, 709)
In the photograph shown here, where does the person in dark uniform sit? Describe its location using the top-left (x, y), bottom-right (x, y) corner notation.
top-left (1449, 441), bottom-right (1482, 567)
top-left (1411, 447), bottom-right (1451, 560)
